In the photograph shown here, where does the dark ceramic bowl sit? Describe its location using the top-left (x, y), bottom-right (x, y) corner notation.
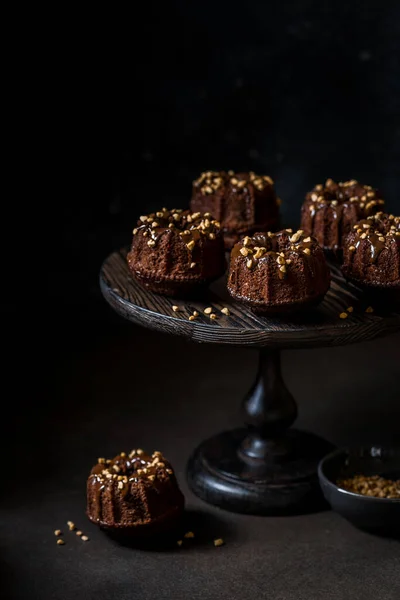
top-left (318, 446), bottom-right (400, 537)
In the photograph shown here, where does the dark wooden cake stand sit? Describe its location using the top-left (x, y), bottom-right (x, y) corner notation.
top-left (100, 250), bottom-right (400, 515)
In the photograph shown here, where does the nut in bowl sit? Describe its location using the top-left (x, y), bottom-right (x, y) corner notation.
top-left (318, 446), bottom-right (400, 537)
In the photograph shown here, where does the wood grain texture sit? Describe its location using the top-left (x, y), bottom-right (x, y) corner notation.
top-left (100, 249), bottom-right (400, 349)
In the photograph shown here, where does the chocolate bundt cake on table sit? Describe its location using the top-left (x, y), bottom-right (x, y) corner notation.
top-left (87, 449), bottom-right (184, 535)
top-left (127, 208), bottom-right (225, 296)
top-left (191, 171), bottom-right (281, 249)
top-left (227, 229), bottom-right (331, 314)
top-left (301, 179), bottom-right (385, 252)
top-left (342, 212), bottom-right (400, 292)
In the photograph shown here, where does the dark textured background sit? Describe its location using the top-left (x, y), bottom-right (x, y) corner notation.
top-left (3, 1), bottom-right (400, 598)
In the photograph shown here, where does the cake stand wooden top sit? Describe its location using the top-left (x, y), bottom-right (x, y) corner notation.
top-left (100, 249), bottom-right (400, 349)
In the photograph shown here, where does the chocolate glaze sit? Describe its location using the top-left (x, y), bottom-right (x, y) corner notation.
top-left (301, 179), bottom-right (385, 251)
top-left (191, 171), bottom-right (280, 249)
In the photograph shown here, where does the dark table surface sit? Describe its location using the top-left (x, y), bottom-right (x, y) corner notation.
top-left (2, 315), bottom-right (400, 600)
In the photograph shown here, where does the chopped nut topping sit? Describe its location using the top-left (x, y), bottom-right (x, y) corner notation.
top-left (157, 462), bottom-right (165, 467)
top-left (120, 452), bottom-right (126, 458)
top-left (139, 216), bottom-right (147, 222)
top-left (166, 469), bottom-right (173, 474)
top-left (360, 233), bottom-right (367, 239)
top-left (172, 305), bottom-right (179, 312)
top-left (187, 240), bottom-right (195, 251)
top-left (240, 247), bottom-right (249, 256)
top-left (363, 223), bottom-right (371, 229)
top-left (118, 481), bottom-right (124, 489)
top-left (137, 449), bottom-right (144, 455)
top-left (214, 538), bottom-right (225, 547)
top-left (209, 233), bottom-right (216, 240)
top-left (188, 315), bottom-right (196, 321)
top-left (339, 312), bottom-right (348, 319)
top-left (54, 530), bottom-right (62, 536)
top-left (57, 539), bottom-right (65, 545)
top-left (221, 307), bottom-right (230, 316)
top-left (204, 307), bottom-right (213, 314)
top-left (246, 259), bottom-right (253, 269)
top-left (210, 313), bottom-right (217, 320)
top-left (147, 239), bottom-right (156, 247)
top-left (243, 236), bottom-right (251, 246)
top-left (378, 236), bottom-right (385, 242)
top-left (190, 262), bottom-right (196, 269)
top-left (152, 221), bottom-right (159, 228)
top-left (112, 465), bottom-right (120, 473)
top-left (148, 474), bottom-right (155, 481)
top-left (303, 248), bottom-right (311, 255)
top-left (303, 237), bottom-right (311, 243)
top-left (349, 245), bottom-right (356, 252)
top-left (132, 228), bottom-right (138, 235)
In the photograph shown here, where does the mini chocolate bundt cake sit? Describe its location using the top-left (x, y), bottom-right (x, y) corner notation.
top-left (127, 208), bottom-right (226, 296)
top-left (342, 212), bottom-right (400, 289)
top-left (190, 171), bottom-right (281, 249)
top-left (87, 449), bottom-right (184, 534)
top-left (301, 179), bottom-right (385, 251)
top-left (227, 229), bottom-right (331, 314)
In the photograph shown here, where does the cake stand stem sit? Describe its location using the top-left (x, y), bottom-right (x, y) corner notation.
top-left (239, 349), bottom-right (297, 462)
top-left (187, 348), bottom-right (334, 515)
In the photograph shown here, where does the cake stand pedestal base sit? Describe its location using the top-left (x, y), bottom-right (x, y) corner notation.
top-left (187, 349), bottom-right (334, 514)
top-left (187, 428), bottom-right (334, 514)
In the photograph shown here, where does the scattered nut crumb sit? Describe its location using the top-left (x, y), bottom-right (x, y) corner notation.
top-left (214, 538), bottom-right (225, 547)
top-left (177, 540), bottom-right (183, 546)
top-left (57, 539), bottom-right (65, 545)
top-left (221, 307), bottom-right (230, 316)
top-left (339, 312), bottom-right (348, 319)
top-left (190, 262), bottom-right (196, 269)
top-left (172, 305), bottom-right (179, 312)
top-left (189, 315), bottom-right (196, 321)
top-left (346, 307), bottom-right (354, 313)
top-left (54, 530), bottom-right (62, 536)
top-left (204, 307), bottom-right (213, 314)
top-left (210, 313), bottom-right (217, 320)
top-left (193, 311), bottom-right (199, 317)
top-left (76, 531), bottom-right (83, 536)
top-left (184, 531), bottom-right (195, 539)
top-left (67, 521), bottom-right (75, 531)
top-left (365, 306), bottom-right (374, 313)
top-left (81, 536), bottom-right (89, 542)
